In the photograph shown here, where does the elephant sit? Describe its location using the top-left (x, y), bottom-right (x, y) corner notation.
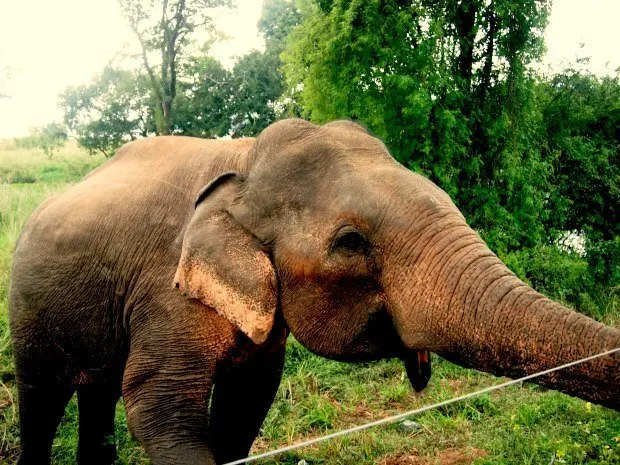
top-left (8, 118), bottom-right (619, 465)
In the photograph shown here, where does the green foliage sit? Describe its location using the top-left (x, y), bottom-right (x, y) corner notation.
top-left (259, 0), bottom-right (302, 46)
top-left (256, 0), bottom-right (304, 120)
top-left (283, 0), bottom-right (551, 252)
top-left (537, 69), bottom-right (620, 289)
top-left (585, 237), bottom-right (619, 290)
top-left (500, 245), bottom-right (611, 322)
top-left (173, 48), bottom-right (286, 138)
top-left (172, 50), bottom-right (287, 138)
top-left (119, 0), bottom-right (234, 135)
top-left (60, 66), bottom-right (153, 158)
top-left (172, 55), bottom-right (232, 137)
top-left (10, 123), bottom-right (68, 159)
top-left (227, 50), bottom-right (285, 137)
top-left (59, 0), bottom-right (301, 147)
top-left (60, 1), bottom-right (300, 144)
top-left (221, 0), bottom-right (303, 134)
top-left (36, 123), bottom-right (68, 158)
top-left (540, 70), bottom-right (619, 238)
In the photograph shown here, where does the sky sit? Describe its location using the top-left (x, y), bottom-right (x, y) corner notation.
top-left (0, 0), bottom-right (618, 138)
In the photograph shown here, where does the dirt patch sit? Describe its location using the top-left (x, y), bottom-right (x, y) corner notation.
top-left (379, 454), bottom-right (427, 465)
top-left (380, 448), bottom-right (488, 465)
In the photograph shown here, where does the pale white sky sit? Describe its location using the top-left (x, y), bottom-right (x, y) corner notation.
top-left (0, 0), bottom-right (618, 138)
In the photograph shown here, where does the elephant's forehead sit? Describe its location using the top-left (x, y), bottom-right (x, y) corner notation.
top-left (252, 132), bottom-right (393, 178)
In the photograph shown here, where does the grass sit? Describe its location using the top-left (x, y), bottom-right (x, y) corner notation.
top-left (0, 142), bottom-right (618, 464)
top-left (0, 139), bottom-right (104, 185)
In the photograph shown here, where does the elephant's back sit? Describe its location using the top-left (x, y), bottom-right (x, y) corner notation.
top-left (16, 136), bottom-right (254, 257)
top-left (80, 136), bottom-right (255, 201)
top-left (9, 136), bottom-right (254, 328)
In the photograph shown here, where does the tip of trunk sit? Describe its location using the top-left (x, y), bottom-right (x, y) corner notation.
top-left (404, 350), bottom-right (432, 392)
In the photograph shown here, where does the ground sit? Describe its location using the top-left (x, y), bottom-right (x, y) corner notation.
top-left (0, 141), bottom-right (618, 464)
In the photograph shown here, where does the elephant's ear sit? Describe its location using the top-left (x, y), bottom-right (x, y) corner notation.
top-left (174, 172), bottom-right (278, 344)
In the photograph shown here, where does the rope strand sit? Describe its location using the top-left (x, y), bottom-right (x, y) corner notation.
top-left (223, 347), bottom-right (619, 465)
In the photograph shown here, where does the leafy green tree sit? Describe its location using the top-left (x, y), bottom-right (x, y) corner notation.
top-left (226, 50), bottom-right (285, 137)
top-left (538, 69), bottom-right (620, 287)
top-left (15, 123), bottom-right (68, 158)
top-left (173, 55), bottom-right (233, 137)
top-left (119, 0), bottom-right (234, 135)
top-left (259, 0), bottom-right (302, 49)
top-left (33, 122), bottom-right (68, 158)
top-left (258, 0), bottom-right (303, 119)
top-left (540, 70), bottom-right (619, 241)
top-left (60, 66), bottom-right (153, 157)
top-left (59, 1), bottom-right (299, 147)
top-left (283, 0), bottom-right (551, 251)
top-left (175, 0), bottom-right (302, 138)
top-left (174, 51), bottom-right (288, 138)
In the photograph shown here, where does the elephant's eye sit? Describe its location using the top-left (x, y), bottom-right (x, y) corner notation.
top-left (331, 227), bottom-right (369, 256)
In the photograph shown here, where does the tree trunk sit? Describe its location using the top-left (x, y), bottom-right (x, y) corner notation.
top-left (477, 6), bottom-right (496, 109)
top-left (386, 213), bottom-right (620, 409)
top-left (161, 99), bottom-right (172, 136)
top-left (454, 0), bottom-right (478, 100)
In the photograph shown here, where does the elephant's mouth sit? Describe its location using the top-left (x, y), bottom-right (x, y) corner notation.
top-left (360, 308), bottom-right (432, 392)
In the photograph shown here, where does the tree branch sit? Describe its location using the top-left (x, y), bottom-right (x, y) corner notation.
top-left (130, 21), bottom-right (165, 106)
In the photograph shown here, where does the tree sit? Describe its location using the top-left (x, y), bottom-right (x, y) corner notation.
top-left (119, 0), bottom-right (234, 135)
top-left (226, 50), bottom-right (285, 137)
top-left (259, 0), bottom-right (302, 49)
top-left (35, 122), bottom-right (68, 158)
top-left (225, 0), bottom-right (303, 136)
top-left (17, 122), bottom-right (68, 158)
top-left (60, 66), bottom-right (154, 158)
top-left (538, 69), bottom-right (620, 286)
top-left (59, 1), bottom-right (299, 146)
top-left (174, 51), bottom-right (289, 138)
top-left (174, 0), bottom-right (302, 138)
top-left (540, 69), bottom-right (619, 241)
top-left (172, 55), bottom-right (233, 137)
top-left (283, 0), bottom-right (551, 251)
top-left (257, 0), bottom-right (303, 119)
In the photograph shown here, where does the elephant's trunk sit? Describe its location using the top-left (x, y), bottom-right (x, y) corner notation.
top-left (385, 209), bottom-right (620, 409)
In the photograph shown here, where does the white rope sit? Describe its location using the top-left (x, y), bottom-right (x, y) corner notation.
top-left (223, 347), bottom-right (619, 465)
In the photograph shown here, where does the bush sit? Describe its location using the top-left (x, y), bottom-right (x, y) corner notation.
top-left (500, 244), bottom-right (617, 322)
top-left (585, 237), bottom-right (620, 289)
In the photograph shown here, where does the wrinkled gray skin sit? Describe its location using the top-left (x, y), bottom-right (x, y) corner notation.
top-left (9, 119), bottom-right (619, 465)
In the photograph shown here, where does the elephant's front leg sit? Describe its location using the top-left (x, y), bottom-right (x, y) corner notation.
top-left (208, 329), bottom-right (287, 464)
top-left (123, 348), bottom-right (218, 464)
top-left (121, 297), bottom-right (241, 464)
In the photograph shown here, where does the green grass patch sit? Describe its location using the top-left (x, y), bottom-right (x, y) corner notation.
top-left (0, 140), bottom-right (105, 185)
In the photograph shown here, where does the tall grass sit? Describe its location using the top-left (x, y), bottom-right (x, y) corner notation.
top-left (0, 140), bottom-right (104, 184)
top-left (0, 143), bottom-right (618, 464)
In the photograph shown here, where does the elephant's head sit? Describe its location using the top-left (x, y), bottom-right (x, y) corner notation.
top-left (175, 119), bottom-right (619, 407)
